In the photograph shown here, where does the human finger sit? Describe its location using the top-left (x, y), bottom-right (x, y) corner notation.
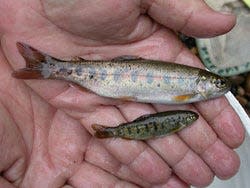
top-left (67, 162), bottom-right (139, 188)
top-left (154, 104), bottom-right (240, 180)
top-left (152, 175), bottom-right (189, 188)
top-left (85, 138), bottom-right (150, 187)
top-left (0, 102), bottom-right (27, 185)
top-left (195, 98), bottom-right (245, 149)
top-left (0, 177), bottom-right (16, 188)
top-left (143, 0), bottom-right (236, 37)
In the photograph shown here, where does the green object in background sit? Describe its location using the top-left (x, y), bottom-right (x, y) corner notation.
top-left (242, 0), bottom-right (250, 7)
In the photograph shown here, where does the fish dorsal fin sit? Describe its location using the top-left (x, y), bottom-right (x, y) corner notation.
top-left (111, 55), bottom-right (144, 61)
top-left (132, 113), bottom-right (152, 123)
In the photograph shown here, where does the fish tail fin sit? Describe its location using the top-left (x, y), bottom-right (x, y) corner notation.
top-left (92, 124), bottom-right (115, 139)
top-left (12, 42), bottom-right (52, 79)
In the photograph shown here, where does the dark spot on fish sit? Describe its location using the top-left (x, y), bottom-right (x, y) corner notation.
top-left (59, 67), bottom-right (67, 73)
top-left (160, 122), bottom-right (164, 130)
top-left (49, 63), bottom-right (55, 68)
top-left (163, 75), bottom-right (170, 84)
top-left (75, 67), bottom-right (83, 76)
top-left (117, 128), bottom-right (123, 136)
top-left (146, 72), bottom-right (154, 84)
top-left (157, 83), bottom-right (160, 87)
top-left (113, 69), bottom-right (121, 82)
top-left (145, 124), bottom-right (149, 132)
top-left (58, 67), bottom-right (72, 75)
top-left (67, 70), bottom-right (73, 75)
top-left (127, 127), bottom-right (132, 135)
top-left (89, 67), bottom-right (96, 80)
top-left (178, 77), bottom-right (184, 84)
top-left (100, 68), bottom-right (107, 80)
top-left (153, 122), bottom-right (158, 131)
top-left (131, 71), bottom-right (138, 82)
top-left (136, 126), bottom-right (140, 134)
top-left (123, 127), bottom-right (129, 135)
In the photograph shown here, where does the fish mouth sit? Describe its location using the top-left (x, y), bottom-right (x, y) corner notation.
top-left (215, 77), bottom-right (232, 92)
top-left (191, 111), bottom-right (199, 120)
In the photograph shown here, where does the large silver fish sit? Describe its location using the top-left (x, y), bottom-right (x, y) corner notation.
top-left (12, 42), bottom-right (231, 104)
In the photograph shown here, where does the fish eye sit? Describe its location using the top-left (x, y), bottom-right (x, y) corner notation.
top-left (215, 78), bottom-right (227, 88)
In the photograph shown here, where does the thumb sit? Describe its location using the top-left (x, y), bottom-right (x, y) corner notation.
top-left (143, 0), bottom-right (236, 37)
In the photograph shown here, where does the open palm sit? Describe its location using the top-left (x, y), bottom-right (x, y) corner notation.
top-left (0, 0), bottom-right (245, 187)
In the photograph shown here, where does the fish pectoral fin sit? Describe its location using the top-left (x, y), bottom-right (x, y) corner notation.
top-left (173, 93), bottom-right (196, 102)
top-left (199, 91), bottom-right (208, 99)
top-left (111, 55), bottom-right (144, 61)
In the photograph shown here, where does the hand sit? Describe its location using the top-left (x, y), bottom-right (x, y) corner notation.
top-left (0, 0), bottom-right (245, 187)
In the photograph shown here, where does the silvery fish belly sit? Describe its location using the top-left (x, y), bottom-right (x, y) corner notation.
top-left (12, 42), bottom-right (231, 104)
top-left (92, 110), bottom-right (199, 140)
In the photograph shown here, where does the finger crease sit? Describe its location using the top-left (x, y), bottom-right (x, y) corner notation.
top-left (179, 10), bottom-right (194, 33)
top-left (126, 146), bottom-right (148, 167)
top-left (207, 103), bottom-right (230, 126)
top-left (200, 138), bottom-right (218, 157)
top-left (47, 84), bottom-right (70, 102)
top-left (172, 148), bottom-right (190, 168)
top-left (173, 44), bottom-right (185, 63)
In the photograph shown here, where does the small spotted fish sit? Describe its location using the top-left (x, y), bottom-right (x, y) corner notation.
top-left (92, 110), bottom-right (199, 140)
top-left (12, 42), bottom-right (231, 104)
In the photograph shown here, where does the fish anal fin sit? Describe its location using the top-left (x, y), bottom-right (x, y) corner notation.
top-left (173, 94), bottom-right (196, 102)
top-left (199, 91), bottom-right (208, 99)
top-left (111, 55), bottom-right (144, 61)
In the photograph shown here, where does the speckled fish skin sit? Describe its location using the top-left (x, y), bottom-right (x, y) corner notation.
top-left (12, 42), bottom-right (231, 104)
top-left (92, 110), bottom-right (199, 140)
